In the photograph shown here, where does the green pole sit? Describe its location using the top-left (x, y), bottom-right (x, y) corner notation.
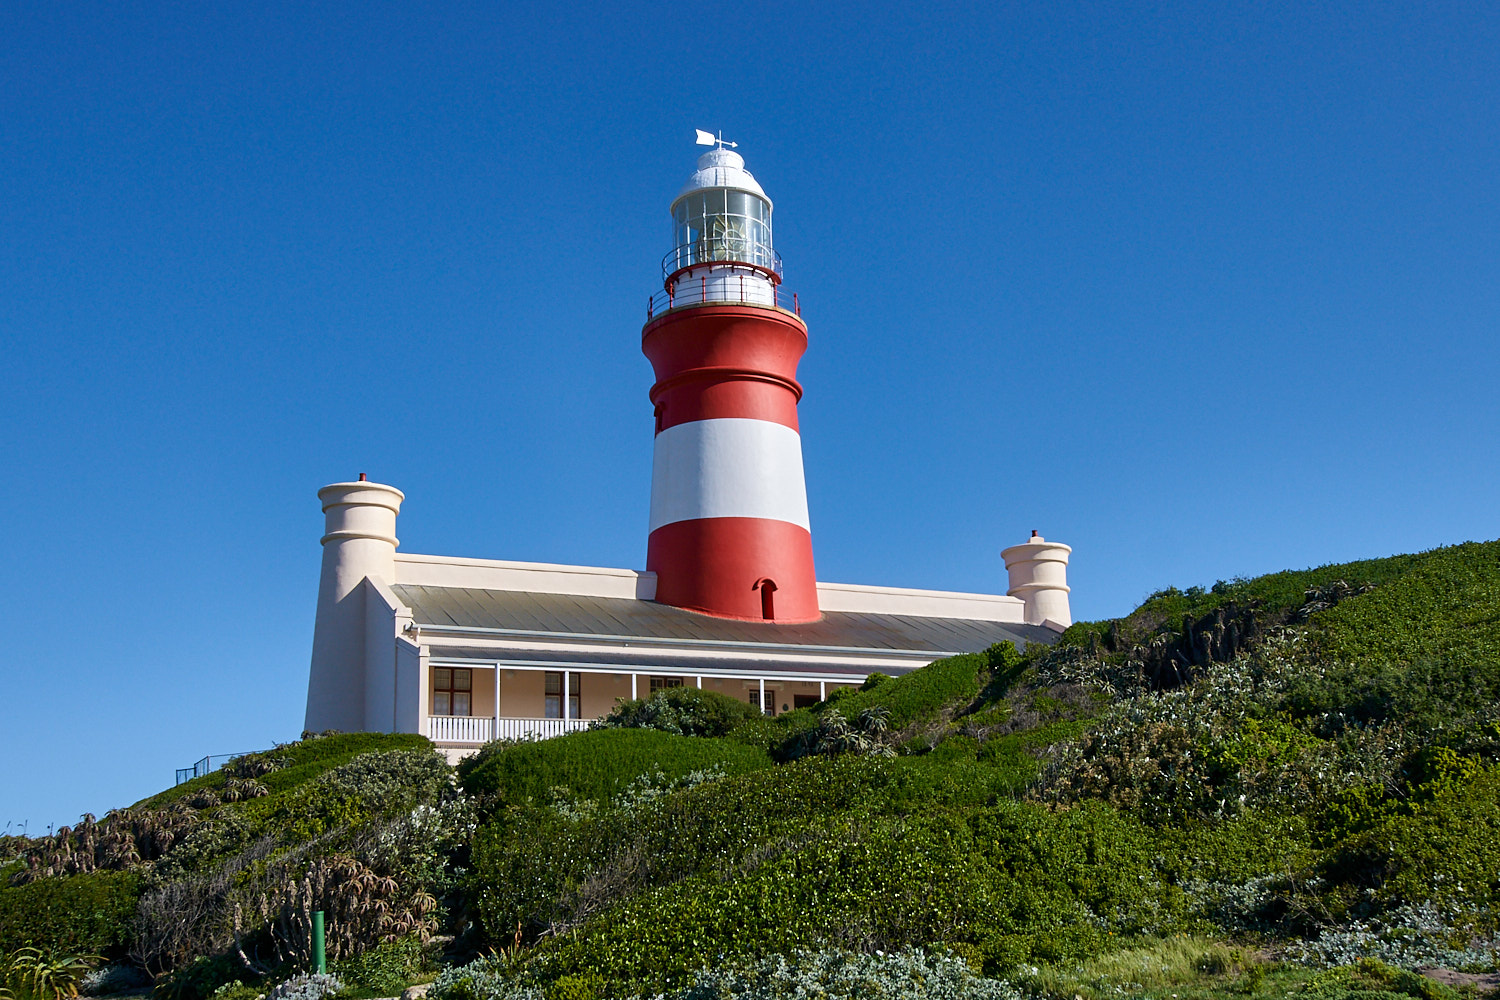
top-left (311, 910), bottom-right (326, 974)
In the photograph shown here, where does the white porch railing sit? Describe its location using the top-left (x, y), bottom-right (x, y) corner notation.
top-left (426, 715), bottom-right (592, 743)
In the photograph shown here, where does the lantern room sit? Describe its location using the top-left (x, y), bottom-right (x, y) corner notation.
top-left (660, 147), bottom-right (781, 308)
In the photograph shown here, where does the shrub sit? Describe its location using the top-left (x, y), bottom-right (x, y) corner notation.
top-left (430, 957), bottom-right (541, 1000)
top-left (10, 809), bottom-right (203, 884)
top-left (782, 707), bottom-right (896, 760)
top-left (1285, 903), bottom-right (1500, 972)
top-left (132, 758), bottom-right (467, 979)
top-left (1322, 764), bottom-right (1500, 922)
top-left (675, 948), bottom-right (1024, 1000)
top-left (457, 729), bottom-right (771, 810)
top-left (268, 748), bottom-right (454, 842)
top-left (592, 688), bottom-right (763, 737)
top-left (1297, 959), bottom-right (1465, 1000)
top-left (1306, 542), bottom-right (1500, 669)
top-left (0, 871), bottom-right (141, 957)
top-left (1282, 656), bottom-right (1500, 737)
top-left (824, 652), bottom-right (991, 731)
top-left (483, 773), bottom-right (1184, 989)
top-left (136, 734), bottom-right (435, 810)
top-left (331, 934), bottom-right (428, 996)
top-left (264, 973), bottom-right (343, 1000)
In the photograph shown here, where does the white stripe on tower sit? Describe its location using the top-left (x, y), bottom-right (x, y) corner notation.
top-left (648, 418), bottom-right (810, 533)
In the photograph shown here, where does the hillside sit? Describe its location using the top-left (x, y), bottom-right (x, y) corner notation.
top-left (4, 540), bottom-right (1500, 1000)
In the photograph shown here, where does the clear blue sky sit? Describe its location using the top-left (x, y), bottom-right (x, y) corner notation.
top-left (4, 2), bottom-right (1497, 829)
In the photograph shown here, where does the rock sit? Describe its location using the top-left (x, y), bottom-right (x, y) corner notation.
top-left (401, 984), bottom-right (432, 1000)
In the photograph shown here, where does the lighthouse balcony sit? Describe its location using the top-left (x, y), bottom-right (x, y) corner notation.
top-left (649, 268), bottom-right (801, 320)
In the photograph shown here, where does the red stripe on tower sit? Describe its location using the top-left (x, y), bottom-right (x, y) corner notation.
top-left (642, 140), bottom-right (819, 623)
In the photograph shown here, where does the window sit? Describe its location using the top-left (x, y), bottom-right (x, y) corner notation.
top-left (649, 676), bottom-right (684, 694)
top-left (433, 668), bottom-right (471, 717)
top-left (748, 689), bottom-right (777, 717)
top-left (545, 671), bottom-right (581, 720)
top-left (793, 694), bottom-right (820, 710)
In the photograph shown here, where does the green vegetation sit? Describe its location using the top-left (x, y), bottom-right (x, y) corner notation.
top-left (135, 732), bottom-right (434, 810)
top-left (457, 727), bottom-right (773, 811)
top-left (2, 946), bottom-right (102, 1000)
top-left (7, 540), bottom-right (1500, 999)
top-left (0, 872), bottom-right (138, 956)
top-left (591, 687), bottom-right (764, 737)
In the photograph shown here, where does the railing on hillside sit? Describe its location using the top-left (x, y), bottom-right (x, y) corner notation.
top-left (174, 752), bottom-right (256, 786)
top-left (426, 716), bottom-right (591, 743)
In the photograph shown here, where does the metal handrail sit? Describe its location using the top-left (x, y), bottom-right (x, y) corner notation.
top-left (661, 241), bottom-right (782, 280)
top-left (173, 751), bottom-right (257, 785)
top-left (647, 279), bottom-right (802, 321)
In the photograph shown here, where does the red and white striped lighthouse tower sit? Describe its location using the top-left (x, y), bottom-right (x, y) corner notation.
top-left (643, 137), bottom-right (818, 623)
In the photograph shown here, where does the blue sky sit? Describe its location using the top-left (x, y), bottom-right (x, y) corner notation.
top-left (3, 2), bottom-right (1498, 829)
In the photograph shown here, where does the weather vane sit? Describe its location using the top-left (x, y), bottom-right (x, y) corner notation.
top-left (694, 129), bottom-right (737, 150)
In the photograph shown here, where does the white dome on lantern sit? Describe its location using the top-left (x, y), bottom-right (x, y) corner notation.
top-left (672, 148), bottom-right (771, 210)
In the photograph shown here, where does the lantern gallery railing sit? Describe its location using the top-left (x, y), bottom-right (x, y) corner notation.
top-left (425, 715), bottom-right (592, 743)
top-left (662, 241), bottom-right (782, 280)
top-left (648, 279), bottom-right (801, 320)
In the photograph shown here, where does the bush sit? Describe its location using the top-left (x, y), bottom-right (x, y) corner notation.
top-left (332, 936), bottom-right (429, 996)
top-left (430, 957), bottom-right (542, 1000)
top-left (823, 652), bottom-right (991, 731)
top-left (136, 734), bottom-right (435, 810)
top-left (267, 748), bottom-right (454, 842)
top-left (1322, 764), bottom-right (1500, 922)
top-left (1298, 959), bottom-right (1465, 1000)
top-left (457, 729), bottom-right (771, 809)
top-left (1285, 903), bottom-right (1500, 972)
top-left (476, 756), bottom-right (1185, 990)
top-left (592, 688), bottom-right (763, 737)
top-left (0, 871), bottom-right (141, 956)
top-left (1306, 542), bottom-right (1500, 669)
top-left (265, 973), bottom-right (343, 1000)
top-left (676, 948), bottom-right (1024, 1000)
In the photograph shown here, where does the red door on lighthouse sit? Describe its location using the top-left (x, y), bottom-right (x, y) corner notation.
top-left (643, 139), bottom-right (820, 623)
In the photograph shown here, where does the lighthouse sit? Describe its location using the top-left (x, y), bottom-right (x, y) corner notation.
top-left (300, 136), bottom-right (1072, 748)
top-left (642, 141), bottom-right (819, 622)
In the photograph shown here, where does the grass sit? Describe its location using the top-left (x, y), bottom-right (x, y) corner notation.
top-left (1020, 936), bottom-right (1250, 999)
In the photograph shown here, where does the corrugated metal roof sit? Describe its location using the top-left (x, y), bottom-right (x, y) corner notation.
top-left (393, 585), bottom-right (1058, 654)
top-left (426, 646), bottom-right (875, 678)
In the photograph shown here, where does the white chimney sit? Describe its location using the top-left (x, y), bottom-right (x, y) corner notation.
top-left (304, 477), bottom-right (404, 733)
top-left (1002, 531), bottom-right (1072, 630)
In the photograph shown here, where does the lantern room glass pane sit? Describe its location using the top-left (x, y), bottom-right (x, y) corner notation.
top-left (671, 188), bottom-right (774, 271)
